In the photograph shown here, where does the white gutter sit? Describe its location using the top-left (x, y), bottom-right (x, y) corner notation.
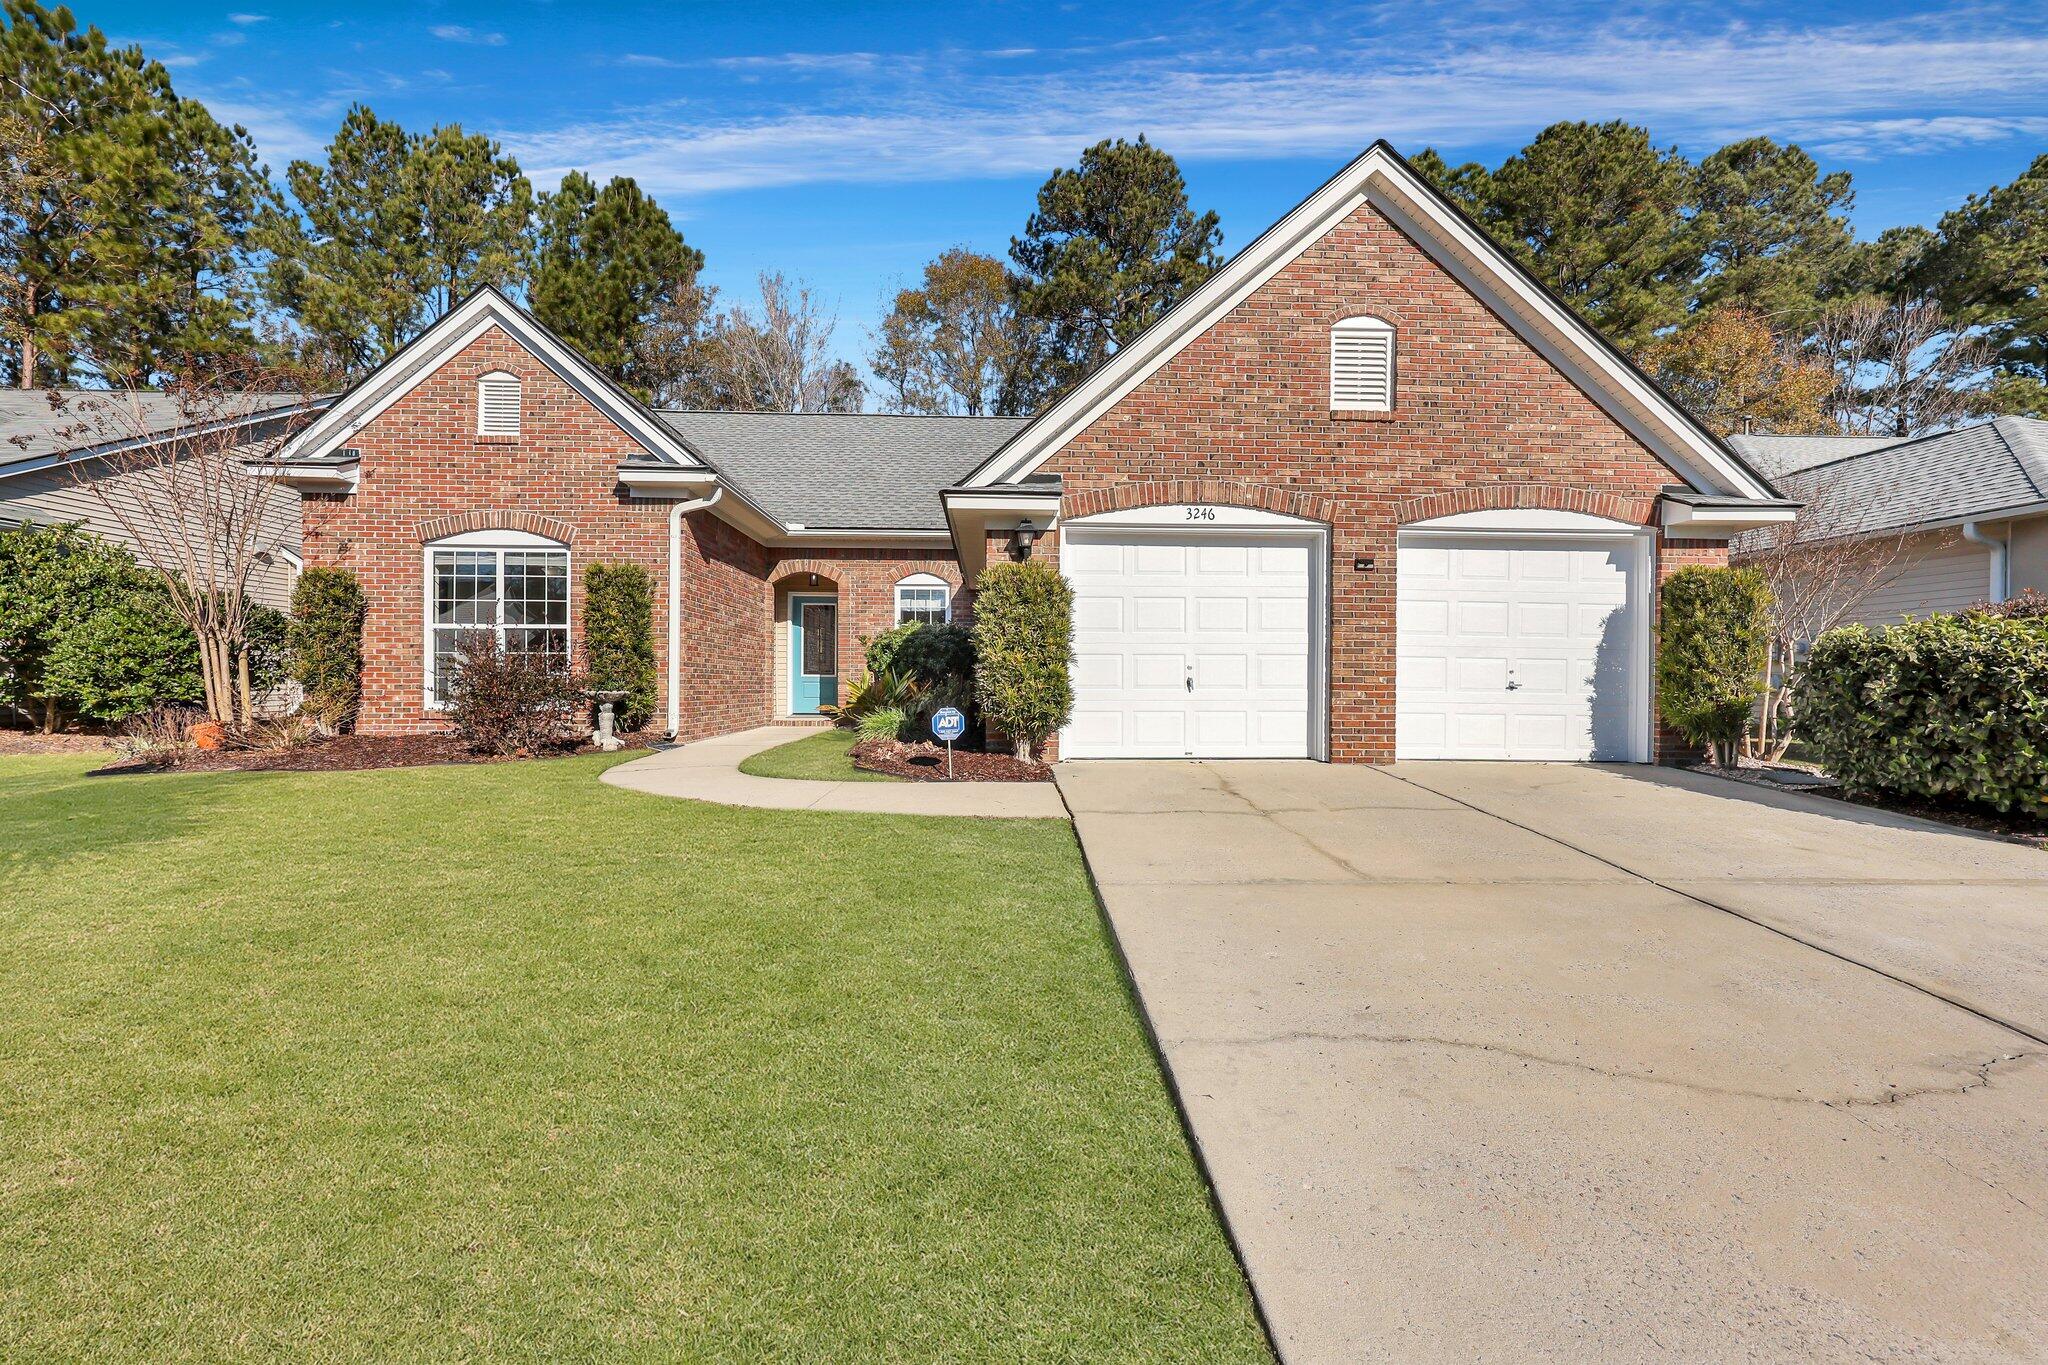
top-left (665, 487), bottom-right (724, 738)
top-left (1961, 521), bottom-right (2010, 603)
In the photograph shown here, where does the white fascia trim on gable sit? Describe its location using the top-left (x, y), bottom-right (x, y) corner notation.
top-left (279, 291), bottom-right (704, 469)
top-left (965, 145), bottom-right (1775, 503)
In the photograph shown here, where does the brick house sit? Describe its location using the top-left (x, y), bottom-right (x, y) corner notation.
top-left (258, 142), bottom-right (1794, 762)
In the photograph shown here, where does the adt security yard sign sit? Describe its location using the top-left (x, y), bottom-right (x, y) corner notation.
top-left (931, 706), bottom-right (966, 778)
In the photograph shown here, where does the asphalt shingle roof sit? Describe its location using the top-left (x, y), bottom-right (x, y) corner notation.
top-left (0, 390), bottom-right (316, 469)
top-left (1725, 433), bottom-right (1905, 479)
top-left (658, 411), bottom-right (1028, 531)
top-left (1745, 417), bottom-right (2048, 540)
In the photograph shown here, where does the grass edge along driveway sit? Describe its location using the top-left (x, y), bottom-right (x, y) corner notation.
top-left (0, 753), bottom-right (1267, 1363)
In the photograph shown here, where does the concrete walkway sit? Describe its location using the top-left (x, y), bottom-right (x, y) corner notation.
top-left (1060, 759), bottom-right (2048, 1363)
top-left (600, 725), bottom-right (1068, 818)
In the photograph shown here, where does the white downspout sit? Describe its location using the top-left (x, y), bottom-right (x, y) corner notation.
top-left (665, 487), bottom-right (723, 739)
top-left (1961, 521), bottom-right (2009, 604)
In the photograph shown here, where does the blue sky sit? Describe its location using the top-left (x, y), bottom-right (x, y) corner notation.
top-left (93, 0), bottom-right (2048, 384)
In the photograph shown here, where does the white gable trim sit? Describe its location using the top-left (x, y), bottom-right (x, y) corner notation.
top-left (965, 143), bottom-right (1773, 502)
top-left (278, 289), bottom-right (704, 468)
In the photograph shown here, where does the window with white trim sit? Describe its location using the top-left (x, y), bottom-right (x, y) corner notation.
top-left (426, 533), bottom-right (569, 704)
top-left (1330, 315), bottom-right (1395, 411)
top-left (477, 371), bottom-right (521, 436)
top-left (894, 573), bottom-right (951, 625)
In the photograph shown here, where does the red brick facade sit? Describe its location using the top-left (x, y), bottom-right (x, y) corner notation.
top-left (1026, 199), bottom-right (1726, 763)
top-left (298, 328), bottom-right (948, 738)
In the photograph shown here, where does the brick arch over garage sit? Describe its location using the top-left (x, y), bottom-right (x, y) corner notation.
top-left (1064, 478), bottom-right (1335, 524)
top-left (414, 510), bottom-right (578, 544)
top-left (1394, 483), bottom-right (1653, 527)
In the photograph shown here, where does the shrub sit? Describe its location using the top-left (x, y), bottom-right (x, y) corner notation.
top-left (0, 522), bottom-right (144, 731)
top-left (245, 604), bottom-right (292, 693)
top-left (112, 704), bottom-right (202, 765)
top-left (825, 666), bottom-right (922, 729)
top-left (287, 568), bottom-right (365, 730)
top-left (1656, 566), bottom-right (1771, 766)
top-left (1969, 588), bottom-right (2048, 620)
top-left (855, 705), bottom-right (910, 743)
top-left (584, 562), bottom-right (657, 729)
top-left (865, 621), bottom-right (975, 688)
top-left (1796, 613), bottom-right (2048, 815)
top-left (444, 633), bottom-right (590, 756)
top-left (43, 588), bottom-right (204, 723)
top-left (971, 560), bottom-right (1073, 762)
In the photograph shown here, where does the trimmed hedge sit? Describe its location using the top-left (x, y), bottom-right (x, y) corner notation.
top-left (1656, 566), bottom-right (1770, 763)
top-left (1796, 613), bottom-right (2048, 815)
top-left (44, 588), bottom-right (203, 722)
top-left (865, 620), bottom-right (974, 688)
top-left (584, 562), bottom-right (657, 729)
top-left (288, 568), bottom-right (365, 730)
top-left (971, 560), bottom-right (1072, 762)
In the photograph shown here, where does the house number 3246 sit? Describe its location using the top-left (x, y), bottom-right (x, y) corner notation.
top-left (1184, 505), bottom-right (1217, 521)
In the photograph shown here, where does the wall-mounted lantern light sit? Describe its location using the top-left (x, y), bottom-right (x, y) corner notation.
top-left (1011, 520), bottom-right (1037, 561)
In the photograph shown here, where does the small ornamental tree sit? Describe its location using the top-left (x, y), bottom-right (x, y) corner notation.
top-left (583, 562), bottom-right (657, 729)
top-left (287, 568), bottom-right (366, 731)
top-left (1656, 566), bottom-right (1771, 766)
top-left (971, 560), bottom-right (1073, 762)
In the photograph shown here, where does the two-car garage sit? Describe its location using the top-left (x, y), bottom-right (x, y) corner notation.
top-left (1060, 505), bottom-right (1651, 764)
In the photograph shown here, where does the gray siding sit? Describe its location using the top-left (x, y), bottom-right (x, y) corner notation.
top-left (1849, 531), bottom-right (1991, 626)
top-left (0, 430), bottom-right (303, 608)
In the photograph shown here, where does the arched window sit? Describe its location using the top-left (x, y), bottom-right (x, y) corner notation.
top-left (1330, 316), bottom-right (1394, 412)
top-left (477, 371), bottom-right (522, 437)
top-left (894, 572), bottom-right (951, 625)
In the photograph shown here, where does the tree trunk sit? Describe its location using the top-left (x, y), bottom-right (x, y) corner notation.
top-left (238, 649), bottom-right (253, 729)
top-left (41, 694), bottom-right (56, 734)
top-left (18, 335), bottom-right (32, 390)
top-left (1014, 735), bottom-right (1032, 763)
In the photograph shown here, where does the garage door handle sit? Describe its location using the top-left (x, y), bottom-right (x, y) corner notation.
top-left (1505, 679), bottom-right (1521, 691)
top-left (1185, 674), bottom-right (1194, 692)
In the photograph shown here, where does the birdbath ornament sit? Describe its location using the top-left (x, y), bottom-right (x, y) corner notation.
top-left (591, 689), bottom-right (629, 752)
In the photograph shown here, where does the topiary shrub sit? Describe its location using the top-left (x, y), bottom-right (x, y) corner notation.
top-left (971, 560), bottom-right (1072, 762)
top-left (287, 568), bottom-right (365, 730)
top-left (444, 633), bottom-right (589, 756)
top-left (1656, 566), bottom-right (1770, 766)
top-left (1795, 613), bottom-right (2048, 815)
top-left (584, 562), bottom-right (657, 730)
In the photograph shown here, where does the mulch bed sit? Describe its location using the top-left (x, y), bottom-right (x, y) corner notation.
top-left (1692, 762), bottom-right (2048, 849)
top-left (851, 737), bottom-right (1052, 783)
top-left (90, 731), bottom-right (651, 777)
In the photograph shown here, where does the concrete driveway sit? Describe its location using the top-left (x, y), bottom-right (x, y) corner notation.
top-left (1058, 760), bottom-right (2048, 1362)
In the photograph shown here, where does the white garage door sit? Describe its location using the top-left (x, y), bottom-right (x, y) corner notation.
top-left (1396, 533), bottom-right (1646, 761)
top-left (1065, 524), bottom-right (1320, 759)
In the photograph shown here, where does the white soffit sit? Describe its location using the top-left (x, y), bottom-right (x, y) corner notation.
top-left (965, 144), bottom-right (1772, 503)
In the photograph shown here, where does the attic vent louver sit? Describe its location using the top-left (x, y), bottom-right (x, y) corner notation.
top-left (1330, 316), bottom-right (1394, 412)
top-left (477, 371), bottom-right (521, 437)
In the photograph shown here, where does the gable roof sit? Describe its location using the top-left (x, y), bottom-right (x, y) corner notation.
top-left (660, 411), bottom-right (1025, 531)
top-left (277, 287), bottom-right (703, 468)
top-left (1726, 433), bottom-right (1905, 480)
top-left (0, 390), bottom-right (324, 479)
top-left (1754, 416), bottom-right (2048, 540)
top-left (962, 140), bottom-right (1778, 502)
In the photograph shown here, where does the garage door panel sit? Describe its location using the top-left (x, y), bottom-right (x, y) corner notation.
top-left (1397, 533), bottom-right (1643, 762)
top-left (1064, 527), bottom-right (1320, 759)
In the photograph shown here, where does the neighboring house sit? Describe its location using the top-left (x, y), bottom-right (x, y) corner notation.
top-left (0, 389), bottom-right (327, 609)
top-left (1731, 417), bottom-right (2048, 625)
top-left (258, 142), bottom-right (1793, 762)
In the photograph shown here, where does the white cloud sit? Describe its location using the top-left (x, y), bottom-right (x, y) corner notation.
top-left (430, 25), bottom-right (507, 47)
top-left (504, 14), bottom-right (2048, 199)
top-left (227, 12), bottom-right (268, 23)
top-left (617, 53), bottom-right (684, 69)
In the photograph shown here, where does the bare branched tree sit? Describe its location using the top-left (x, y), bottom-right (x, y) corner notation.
top-left (51, 357), bottom-right (327, 728)
top-left (666, 272), bottom-right (862, 412)
top-left (1813, 296), bottom-right (1995, 437)
top-left (1734, 476), bottom-right (1909, 759)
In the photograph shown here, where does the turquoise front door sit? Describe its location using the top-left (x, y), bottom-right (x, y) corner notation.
top-left (789, 595), bottom-right (839, 714)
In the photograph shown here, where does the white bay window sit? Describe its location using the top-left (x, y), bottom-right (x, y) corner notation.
top-left (425, 530), bottom-right (569, 705)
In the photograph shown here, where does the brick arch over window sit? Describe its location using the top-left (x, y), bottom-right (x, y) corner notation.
top-left (1395, 483), bottom-right (1653, 527)
top-left (414, 510), bottom-right (577, 545)
top-left (1064, 478), bottom-right (1335, 524)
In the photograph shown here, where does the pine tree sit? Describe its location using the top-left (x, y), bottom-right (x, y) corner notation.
top-left (407, 123), bottom-right (531, 317)
top-left (529, 171), bottom-right (703, 396)
top-left (1690, 137), bottom-right (1856, 326)
top-left (1922, 153), bottom-right (2048, 415)
top-left (1006, 137), bottom-right (1221, 407)
top-left (0, 0), bottom-right (269, 386)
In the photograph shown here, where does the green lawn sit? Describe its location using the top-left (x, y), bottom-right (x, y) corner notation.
top-left (736, 727), bottom-right (896, 782)
top-left (0, 753), bottom-right (1266, 1363)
